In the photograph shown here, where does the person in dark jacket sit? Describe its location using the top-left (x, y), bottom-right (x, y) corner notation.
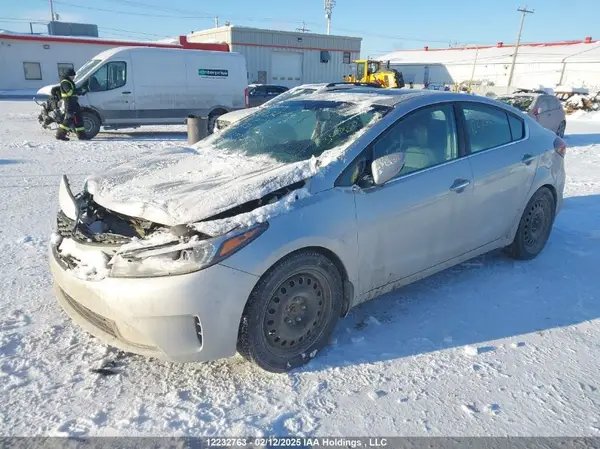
top-left (55, 68), bottom-right (87, 141)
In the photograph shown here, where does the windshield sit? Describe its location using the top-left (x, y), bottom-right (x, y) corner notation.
top-left (74, 59), bottom-right (102, 83)
top-left (261, 87), bottom-right (318, 108)
top-left (497, 95), bottom-right (534, 112)
top-left (210, 99), bottom-right (391, 164)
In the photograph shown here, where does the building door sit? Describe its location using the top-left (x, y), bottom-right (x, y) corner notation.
top-left (271, 52), bottom-right (303, 88)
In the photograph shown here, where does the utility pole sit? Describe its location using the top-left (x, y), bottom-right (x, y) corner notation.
top-left (296, 21), bottom-right (310, 33)
top-left (507, 6), bottom-right (534, 87)
top-left (324, 0), bottom-right (336, 35)
top-left (469, 46), bottom-right (479, 90)
top-left (214, 16), bottom-right (219, 28)
top-left (49, 0), bottom-right (56, 21)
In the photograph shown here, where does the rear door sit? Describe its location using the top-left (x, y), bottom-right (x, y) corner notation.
top-left (459, 102), bottom-right (537, 249)
top-left (351, 103), bottom-right (476, 296)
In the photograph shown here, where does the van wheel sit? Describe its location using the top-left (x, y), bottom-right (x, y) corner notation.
top-left (237, 251), bottom-right (344, 373)
top-left (81, 111), bottom-right (101, 139)
top-left (505, 187), bottom-right (555, 260)
top-left (207, 111), bottom-right (225, 135)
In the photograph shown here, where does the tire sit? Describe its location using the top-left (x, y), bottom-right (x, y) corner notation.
top-left (81, 111), bottom-right (101, 140)
top-left (207, 111), bottom-right (225, 136)
top-left (505, 187), bottom-right (556, 260)
top-left (237, 251), bottom-right (344, 373)
top-left (556, 121), bottom-right (566, 138)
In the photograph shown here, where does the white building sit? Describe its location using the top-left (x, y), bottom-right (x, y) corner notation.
top-left (0, 26), bottom-right (361, 92)
top-left (377, 38), bottom-right (600, 91)
top-left (0, 32), bottom-right (229, 91)
top-left (187, 26), bottom-right (362, 88)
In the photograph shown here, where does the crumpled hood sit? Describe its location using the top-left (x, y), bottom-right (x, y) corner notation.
top-left (85, 145), bottom-right (319, 227)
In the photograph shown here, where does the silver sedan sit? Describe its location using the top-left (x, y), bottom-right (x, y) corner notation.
top-left (49, 88), bottom-right (566, 372)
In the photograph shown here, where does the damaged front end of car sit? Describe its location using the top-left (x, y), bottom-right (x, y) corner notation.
top-left (51, 175), bottom-right (307, 280)
top-left (37, 86), bottom-right (64, 130)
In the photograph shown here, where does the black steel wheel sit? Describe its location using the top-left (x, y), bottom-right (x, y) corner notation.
top-left (238, 251), bottom-right (344, 373)
top-left (505, 187), bottom-right (556, 260)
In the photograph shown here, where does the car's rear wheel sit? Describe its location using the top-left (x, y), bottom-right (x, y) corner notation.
top-left (557, 121), bottom-right (566, 138)
top-left (505, 187), bottom-right (556, 260)
top-left (237, 251), bottom-right (343, 373)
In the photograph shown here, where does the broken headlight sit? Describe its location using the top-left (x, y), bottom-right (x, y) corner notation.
top-left (109, 223), bottom-right (268, 278)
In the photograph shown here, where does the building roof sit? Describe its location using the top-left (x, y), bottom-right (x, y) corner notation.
top-left (190, 25), bottom-right (362, 41)
top-left (0, 31), bottom-right (229, 52)
top-left (377, 38), bottom-right (600, 65)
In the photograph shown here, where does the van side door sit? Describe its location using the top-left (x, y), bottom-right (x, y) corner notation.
top-left (85, 54), bottom-right (134, 124)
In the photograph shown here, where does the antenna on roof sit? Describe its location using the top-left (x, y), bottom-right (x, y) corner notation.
top-left (296, 21), bottom-right (310, 33)
top-left (49, 0), bottom-right (57, 21)
top-left (325, 0), bottom-right (336, 35)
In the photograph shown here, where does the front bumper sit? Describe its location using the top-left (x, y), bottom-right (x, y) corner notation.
top-left (49, 243), bottom-right (259, 363)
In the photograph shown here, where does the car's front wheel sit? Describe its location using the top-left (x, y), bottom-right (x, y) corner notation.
top-left (505, 187), bottom-right (556, 260)
top-left (237, 251), bottom-right (344, 372)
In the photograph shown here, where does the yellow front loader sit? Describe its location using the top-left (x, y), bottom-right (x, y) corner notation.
top-left (344, 60), bottom-right (405, 88)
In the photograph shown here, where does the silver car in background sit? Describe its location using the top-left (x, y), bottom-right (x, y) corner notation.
top-left (497, 92), bottom-right (567, 137)
top-left (50, 88), bottom-right (566, 372)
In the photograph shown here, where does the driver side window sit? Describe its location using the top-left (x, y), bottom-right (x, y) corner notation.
top-left (88, 61), bottom-right (127, 92)
top-left (372, 104), bottom-right (458, 177)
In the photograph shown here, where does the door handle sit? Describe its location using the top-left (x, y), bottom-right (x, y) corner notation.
top-left (122, 91), bottom-right (131, 95)
top-left (449, 179), bottom-right (471, 192)
top-left (522, 154), bottom-right (535, 165)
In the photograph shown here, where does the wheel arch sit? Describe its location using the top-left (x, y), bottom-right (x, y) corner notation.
top-left (80, 107), bottom-right (103, 124)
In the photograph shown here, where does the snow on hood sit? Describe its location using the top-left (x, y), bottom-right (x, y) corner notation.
top-left (85, 144), bottom-right (322, 227)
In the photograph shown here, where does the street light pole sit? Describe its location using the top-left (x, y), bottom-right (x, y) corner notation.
top-left (507, 6), bottom-right (534, 88)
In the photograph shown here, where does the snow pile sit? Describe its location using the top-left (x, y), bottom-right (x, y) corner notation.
top-left (57, 238), bottom-right (110, 281)
top-left (569, 110), bottom-right (600, 121)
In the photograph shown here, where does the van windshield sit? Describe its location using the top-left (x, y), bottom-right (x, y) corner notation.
top-left (74, 59), bottom-right (102, 83)
top-left (209, 99), bottom-right (391, 164)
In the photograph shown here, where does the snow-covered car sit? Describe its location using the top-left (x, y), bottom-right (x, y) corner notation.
top-left (497, 93), bottom-right (567, 137)
top-left (213, 82), bottom-right (382, 133)
top-left (49, 88), bottom-right (566, 372)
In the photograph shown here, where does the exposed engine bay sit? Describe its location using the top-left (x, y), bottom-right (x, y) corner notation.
top-left (58, 177), bottom-right (307, 246)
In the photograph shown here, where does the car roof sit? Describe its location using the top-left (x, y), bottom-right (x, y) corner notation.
top-left (298, 87), bottom-right (461, 107)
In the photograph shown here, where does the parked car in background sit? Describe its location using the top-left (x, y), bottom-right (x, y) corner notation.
top-left (214, 82), bottom-right (382, 133)
top-left (50, 88), bottom-right (566, 372)
top-left (497, 92), bottom-right (566, 137)
top-left (36, 47), bottom-right (248, 139)
top-left (248, 84), bottom-right (289, 107)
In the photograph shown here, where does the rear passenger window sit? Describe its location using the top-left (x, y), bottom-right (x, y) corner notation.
top-left (462, 104), bottom-right (512, 153)
top-left (508, 114), bottom-right (525, 141)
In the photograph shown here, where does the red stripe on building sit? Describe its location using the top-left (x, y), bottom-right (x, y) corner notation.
top-left (0, 33), bottom-right (229, 52)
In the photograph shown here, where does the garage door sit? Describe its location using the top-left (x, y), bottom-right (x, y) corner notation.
top-left (271, 52), bottom-right (303, 88)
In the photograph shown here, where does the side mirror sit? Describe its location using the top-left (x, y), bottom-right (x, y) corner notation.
top-left (371, 152), bottom-right (406, 186)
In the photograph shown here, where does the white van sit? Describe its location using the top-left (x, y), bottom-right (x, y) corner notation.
top-left (37, 46), bottom-right (248, 139)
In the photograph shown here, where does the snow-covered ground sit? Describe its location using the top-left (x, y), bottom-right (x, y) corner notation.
top-left (1, 100), bottom-right (600, 437)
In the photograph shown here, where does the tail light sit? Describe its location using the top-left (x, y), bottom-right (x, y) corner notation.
top-left (554, 136), bottom-right (566, 157)
top-left (244, 87), bottom-right (249, 108)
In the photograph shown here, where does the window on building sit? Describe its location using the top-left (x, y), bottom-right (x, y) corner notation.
top-left (57, 63), bottom-right (75, 78)
top-left (23, 62), bottom-right (42, 80)
top-left (87, 61), bottom-right (127, 92)
top-left (343, 52), bottom-right (351, 64)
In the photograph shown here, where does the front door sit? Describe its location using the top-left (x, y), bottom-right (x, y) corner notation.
top-left (352, 103), bottom-right (476, 298)
top-left (459, 102), bottom-right (538, 248)
top-left (85, 60), bottom-right (134, 124)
